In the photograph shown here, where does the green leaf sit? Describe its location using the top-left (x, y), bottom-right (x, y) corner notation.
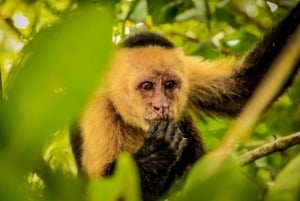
top-left (215, 7), bottom-right (240, 29)
top-left (193, 40), bottom-right (221, 60)
top-left (176, 152), bottom-right (262, 201)
top-left (265, 154), bottom-right (300, 201)
top-left (128, 0), bottom-right (147, 22)
top-left (0, 5), bottom-right (113, 200)
top-left (88, 153), bottom-right (141, 201)
top-left (147, 0), bottom-right (196, 24)
top-left (89, 177), bottom-right (122, 201)
top-left (115, 153), bottom-right (141, 201)
top-left (147, 0), bottom-right (178, 24)
top-left (221, 30), bottom-right (258, 54)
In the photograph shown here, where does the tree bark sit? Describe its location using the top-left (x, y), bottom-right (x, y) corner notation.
top-left (239, 132), bottom-right (300, 166)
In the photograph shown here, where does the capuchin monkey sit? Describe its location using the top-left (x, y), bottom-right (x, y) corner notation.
top-left (71, 2), bottom-right (300, 201)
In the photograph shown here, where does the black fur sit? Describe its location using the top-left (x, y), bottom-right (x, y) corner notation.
top-left (163, 115), bottom-right (205, 193)
top-left (133, 121), bottom-right (188, 201)
top-left (102, 118), bottom-right (204, 201)
top-left (123, 32), bottom-right (175, 49)
top-left (103, 161), bottom-right (116, 176)
top-left (235, 1), bottom-right (300, 97)
top-left (70, 123), bottom-right (83, 169)
top-left (191, 2), bottom-right (300, 117)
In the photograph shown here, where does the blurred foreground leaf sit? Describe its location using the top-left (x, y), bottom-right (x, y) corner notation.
top-left (0, 5), bottom-right (113, 200)
top-left (265, 154), bottom-right (300, 201)
top-left (176, 152), bottom-right (262, 201)
top-left (88, 153), bottom-right (142, 201)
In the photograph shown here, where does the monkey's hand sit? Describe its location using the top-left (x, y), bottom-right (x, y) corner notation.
top-left (134, 121), bottom-right (188, 201)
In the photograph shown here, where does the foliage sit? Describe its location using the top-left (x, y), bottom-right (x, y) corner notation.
top-left (0, 0), bottom-right (299, 201)
top-left (88, 153), bottom-right (141, 201)
top-left (0, 2), bottom-right (113, 201)
top-left (265, 154), bottom-right (300, 201)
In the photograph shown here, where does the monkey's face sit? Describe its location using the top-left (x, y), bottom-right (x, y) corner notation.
top-left (137, 70), bottom-right (183, 122)
top-left (108, 47), bottom-right (188, 131)
top-left (130, 68), bottom-right (188, 130)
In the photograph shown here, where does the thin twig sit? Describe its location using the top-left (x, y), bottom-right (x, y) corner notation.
top-left (239, 132), bottom-right (300, 166)
top-left (169, 31), bottom-right (200, 43)
top-left (204, 0), bottom-right (211, 31)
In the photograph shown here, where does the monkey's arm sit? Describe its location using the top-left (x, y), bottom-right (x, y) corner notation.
top-left (187, 2), bottom-right (300, 117)
top-left (102, 121), bottom-right (187, 201)
top-left (71, 97), bottom-right (188, 200)
top-left (134, 122), bottom-right (187, 201)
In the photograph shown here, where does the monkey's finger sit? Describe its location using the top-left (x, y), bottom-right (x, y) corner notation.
top-left (174, 138), bottom-right (188, 161)
top-left (170, 128), bottom-right (183, 148)
top-left (165, 122), bottom-right (177, 142)
top-left (146, 121), bottom-right (160, 137)
top-left (179, 137), bottom-right (188, 150)
top-left (155, 120), bottom-right (169, 139)
top-left (166, 121), bottom-right (177, 134)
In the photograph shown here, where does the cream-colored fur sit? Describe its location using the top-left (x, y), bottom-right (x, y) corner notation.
top-left (80, 95), bottom-right (144, 177)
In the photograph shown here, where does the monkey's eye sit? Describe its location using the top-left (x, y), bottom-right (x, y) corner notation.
top-left (140, 81), bottom-right (154, 91)
top-left (164, 80), bottom-right (176, 90)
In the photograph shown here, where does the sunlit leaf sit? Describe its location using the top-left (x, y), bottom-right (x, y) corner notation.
top-left (128, 0), bottom-right (147, 22)
top-left (221, 30), bottom-right (258, 54)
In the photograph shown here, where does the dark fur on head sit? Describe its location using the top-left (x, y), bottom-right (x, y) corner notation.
top-left (123, 32), bottom-right (175, 49)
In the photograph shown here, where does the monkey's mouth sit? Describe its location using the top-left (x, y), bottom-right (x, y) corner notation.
top-left (144, 117), bottom-right (173, 124)
top-left (144, 109), bottom-right (175, 124)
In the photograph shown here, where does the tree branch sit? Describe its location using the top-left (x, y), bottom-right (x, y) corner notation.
top-left (204, 0), bottom-right (212, 31)
top-left (169, 31), bottom-right (200, 43)
top-left (239, 132), bottom-right (300, 166)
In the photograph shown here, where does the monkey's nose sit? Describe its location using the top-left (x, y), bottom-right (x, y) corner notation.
top-left (153, 105), bottom-right (169, 117)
